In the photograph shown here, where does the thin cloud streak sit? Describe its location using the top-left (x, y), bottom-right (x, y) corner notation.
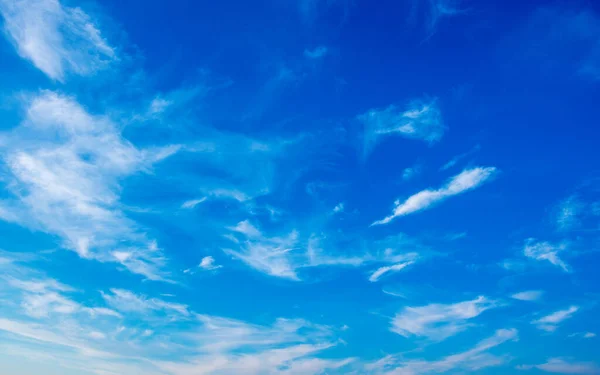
top-left (372, 167), bottom-right (497, 225)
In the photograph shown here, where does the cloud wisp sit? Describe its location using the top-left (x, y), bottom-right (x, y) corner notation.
top-left (390, 296), bottom-right (498, 342)
top-left (366, 328), bottom-right (518, 374)
top-left (372, 167), bottom-right (497, 225)
top-left (359, 98), bottom-right (445, 158)
top-left (519, 358), bottom-right (600, 374)
top-left (523, 240), bottom-right (570, 272)
top-left (0, 0), bottom-right (116, 81)
top-left (532, 306), bottom-right (579, 332)
top-left (0, 91), bottom-right (176, 280)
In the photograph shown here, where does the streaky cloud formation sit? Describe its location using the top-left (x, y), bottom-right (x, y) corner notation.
top-left (372, 167), bottom-right (497, 225)
top-left (0, 0), bottom-right (116, 81)
top-left (511, 290), bottom-right (544, 302)
top-left (390, 296), bottom-right (498, 341)
top-left (519, 358), bottom-right (600, 374)
top-left (359, 98), bottom-right (445, 158)
top-left (0, 91), bottom-right (175, 280)
top-left (532, 306), bottom-right (579, 332)
top-left (366, 328), bottom-right (518, 374)
top-left (368, 260), bottom-right (414, 282)
top-left (523, 239), bottom-right (570, 272)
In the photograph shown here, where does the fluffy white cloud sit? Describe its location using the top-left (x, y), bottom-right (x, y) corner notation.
top-left (523, 240), bottom-right (570, 272)
top-left (532, 306), bottom-right (579, 332)
top-left (373, 167), bottom-right (497, 225)
top-left (360, 99), bottom-right (445, 157)
top-left (0, 0), bottom-right (116, 81)
top-left (391, 296), bottom-right (497, 341)
top-left (199, 256), bottom-right (222, 271)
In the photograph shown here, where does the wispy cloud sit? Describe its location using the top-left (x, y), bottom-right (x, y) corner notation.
top-left (408, 0), bottom-right (466, 39)
top-left (569, 332), bottom-right (596, 339)
top-left (532, 306), bottom-right (579, 332)
top-left (0, 91), bottom-right (176, 281)
top-left (440, 144), bottom-right (481, 171)
top-left (0, 0), bottom-right (116, 82)
top-left (372, 167), bottom-right (497, 225)
top-left (555, 195), bottom-right (584, 232)
top-left (402, 164), bottom-right (422, 181)
top-left (519, 358), bottom-right (600, 374)
top-left (511, 290), bottom-right (544, 302)
top-left (101, 288), bottom-right (189, 317)
top-left (304, 46), bottom-right (328, 59)
top-left (366, 328), bottom-right (518, 374)
top-left (369, 261), bottom-right (415, 282)
top-left (359, 98), bottom-right (445, 157)
top-left (523, 239), bottom-right (570, 272)
top-left (391, 296), bottom-right (498, 341)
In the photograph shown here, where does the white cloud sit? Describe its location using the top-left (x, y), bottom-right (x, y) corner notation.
top-left (228, 220), bottom-right (263, 238)
top-left (523, 239), bottom-right (570, 272)
top-left (199, 256), bottom-right (222, 271)
top-left (511, 290), bottom-right (544, 302)
top-left (372, 167), bottom-right (497, 225)
top-left (101, 288), bottom-right (189, 317)
top-left (0, 0), bottom-right (116, 81)
top-left (369, 261), bottom-right (414, 282)
top-left (391, 296), bottom-right (497, 341)
top-left (225, 227), bottom-right (301, 280)
top-left (359, 98), bottom-right (445, 157)
top-left (366, 328), bottom-right (518, 375)
top-left (520, 358), bottom-right (600, 374)
top-left (0, 91), bottom-right (175, 280)
top-left (569, 332), bottom-right (596, 339)
top-left (532, 306), bottom-right (579, 332)
top-left (181, 197), bottom-right (207, 209)
top-left (304, 46), bottom-right (328, 59)
top-left (333, 202), bottom-right (345, 213)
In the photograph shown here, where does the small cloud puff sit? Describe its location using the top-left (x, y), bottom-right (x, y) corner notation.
top-left (199, 256), bottom-right (222, 271)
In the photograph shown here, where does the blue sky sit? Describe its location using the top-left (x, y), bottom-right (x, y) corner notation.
top-left (0, 0), bottom-right (599, 374)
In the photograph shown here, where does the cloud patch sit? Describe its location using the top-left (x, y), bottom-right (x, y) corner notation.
top-left (0, 0), bottom-right (116, 81)
top-left (359, 98), bottom-right (445, 157)
top-left (372, 167), bottom-right (497, 225)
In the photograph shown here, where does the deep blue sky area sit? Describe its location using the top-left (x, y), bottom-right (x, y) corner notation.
top-left (0, 0), bottom-right (599, 374)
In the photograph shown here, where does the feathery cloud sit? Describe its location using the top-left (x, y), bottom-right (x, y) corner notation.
top-left (0, 0), bottom-right (116, 81)
top-left (359, 98), bottom-right (445, 157)
top-left (0, 91), bottom-right (175, 280)
top-left (391, 296), bottom-right (498, 341)
top-left (519, 358), bottom-right (600, 374)
top-left (532, 306), bottom-right (579, 332)
top-left (369, 261), bottom-right (414, 282)
top-left (523, 239), bottom-right (570, 272)
top-left (366, 328), bottom-right (518, 374)
top-left (372, 167), bottom-right (497, 225)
